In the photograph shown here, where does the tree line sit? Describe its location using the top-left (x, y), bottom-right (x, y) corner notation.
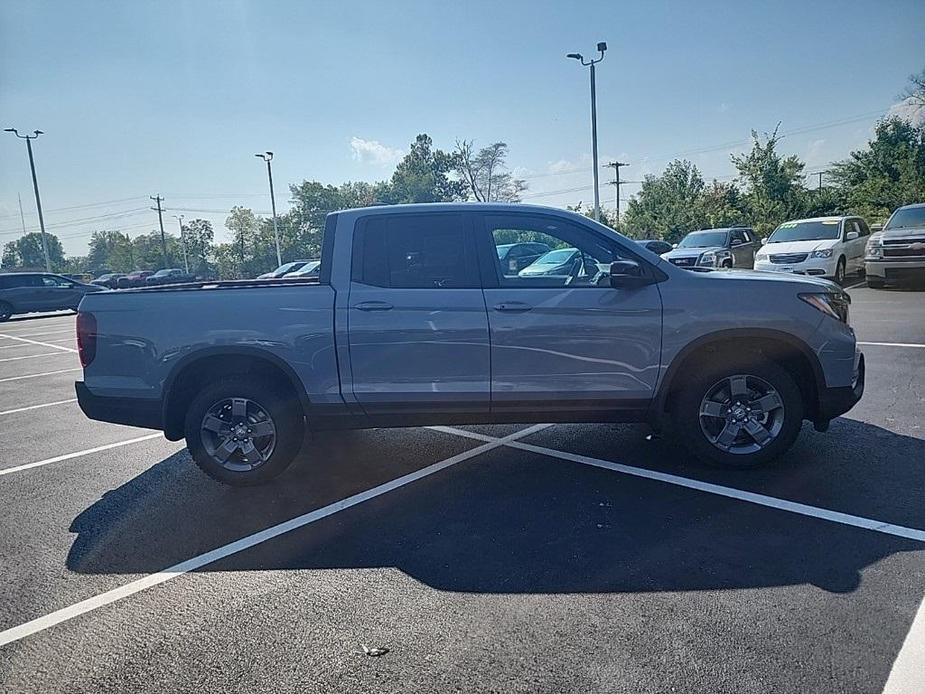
top-left (3, 70), bottom-right (922, 276)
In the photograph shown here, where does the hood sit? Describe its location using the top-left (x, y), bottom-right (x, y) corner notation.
top-left (699, 268), bottom-right (838, 291)
top-left (663, 246), bottom-right (723, 260)
top-left (761, 239), bottom-right (837, 254)
top-left (880, 225), bottom-right (925, 239)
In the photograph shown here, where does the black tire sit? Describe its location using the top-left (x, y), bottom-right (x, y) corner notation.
top-left (673, 356), bottom-right (804, 468)
top-left (0, 301), bottom-right (12, 322)
top-left (184, 376), bottom-right (304, 486)
top-left (867, 278), bottom-right (885, 289)
top-left (834, 257), bottom-right (846, 284)
top-left (721, 259), bottom-right (733, 269)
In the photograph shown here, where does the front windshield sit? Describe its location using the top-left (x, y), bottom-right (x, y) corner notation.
top-left (272, 262), bottom-right (302, 275)
top-left (678, 231), bottom-right (728, 248)
top-left (768, 220), bottom-right (841, 242)
top-left (534, 249), bottom-right (575, 264)
top-left (885, 207), bottom-right (925, 230)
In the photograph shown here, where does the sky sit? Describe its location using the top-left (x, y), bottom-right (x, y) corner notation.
top-left (1, 0), bottom-right (924, 257)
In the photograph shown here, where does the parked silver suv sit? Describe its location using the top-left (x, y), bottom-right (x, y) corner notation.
top-left (0, 272), bottom-right (104, 321)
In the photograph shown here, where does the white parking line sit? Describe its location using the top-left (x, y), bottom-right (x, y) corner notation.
top-left (0, 433), bottom-right (165, 477)
top-left (0, 327), bottom-right (75, 338)
top-left (434, 426), bottom-right (925, 543)
top-left (0, 351), bottom-right (73, 364)
top-left (0, 334), bottom-right (77, 353)
top-left (0, 368), bottom-right (81, 383)
top-left (859, 341), bottom-right (925, 349)
top-left (0, 398), bottom-right (77, 416)
top-left (884, 594), bottom-right (925, 693)
top-left (0, 423), bottom-right (549, 646)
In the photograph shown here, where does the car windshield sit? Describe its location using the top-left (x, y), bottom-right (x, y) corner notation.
top-left (272, 262), bottom-right (303, 275)
top-left (534, 249), bottom-right (575, 264)
top-left (678, 231), bottom-right (727, 248)
top-left (291, 261), bottom-right (320, 274)
top-left (768, 220), bottom-right (841, 242)
top-left (885, 207), bottom-right (925, 230)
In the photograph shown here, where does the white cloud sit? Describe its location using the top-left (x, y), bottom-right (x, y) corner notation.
top-left (349, 137), bottom-right (404, 166)
top-left (887, 97), bottom-right (925, 128)
top-left (718, 102), bottom-right (729, 113)
top-left (804, 138), bottom-right (827, 165)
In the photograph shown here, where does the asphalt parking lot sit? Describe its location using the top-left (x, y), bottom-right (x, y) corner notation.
top-left (0, 282), bottom-right (923, 694)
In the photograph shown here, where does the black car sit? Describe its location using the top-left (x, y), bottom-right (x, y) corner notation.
top-left (634, 239), bottom-right (673, 255)
top-left (0, 272), bottom-right (105, 321)
top-left (91, 273), bottom-right (126, 289)
top-left (145, 268), bottom-right (197, 286)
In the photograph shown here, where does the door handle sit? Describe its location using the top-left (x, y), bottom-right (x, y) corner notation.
top-left (493, 302), bottom-right (532, 312)
top-left (354, 301), bottom-right (393, 312)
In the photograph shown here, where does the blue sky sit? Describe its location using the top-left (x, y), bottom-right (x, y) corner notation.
top-left (1, 0), bottom-right (924, 256)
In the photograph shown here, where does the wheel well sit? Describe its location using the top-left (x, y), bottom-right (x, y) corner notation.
top-left (663, 337), bottom-right (819, 421)
top-left (163, 353), bottom-right (304, 440)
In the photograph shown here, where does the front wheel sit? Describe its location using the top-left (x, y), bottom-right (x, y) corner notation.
top-left (674, 358), bottom-right (804, 468)
top-left (184, 376), bottom-right (304, 485)
top-left (0, 301), bottom-right (12, 322)
top-left (834, 257), bottom-right (846, 284)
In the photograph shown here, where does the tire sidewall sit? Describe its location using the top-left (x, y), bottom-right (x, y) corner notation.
top-left (0, 301), bottom-right (12, 322)
top-left (673, 358), bottom-right (804, 468)
top-left (184, 376), bottom-right (304, 485)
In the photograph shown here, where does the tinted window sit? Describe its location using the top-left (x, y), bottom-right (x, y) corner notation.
top-left (42, 275), bottom-right (73, 288)
top-left (1, 274), bottom-right (42, 288)
top-left (355, 214), bottom-right (477, 289)
top-left (730, 229), bottom-right (748, 245)
top-left (856, 219), bottom-right (870, 237)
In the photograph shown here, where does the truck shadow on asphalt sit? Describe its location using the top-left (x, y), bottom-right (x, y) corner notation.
top-left (66, 419), bottom-right (924, 596)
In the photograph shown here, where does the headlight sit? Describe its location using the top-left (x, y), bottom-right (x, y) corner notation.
top-left (799, 292), bottom-right (850, 323)
top-left (698, 251), bottom-right (717, 266)
top-left (810, 248), bottom-right (833, 259)
top-left (755, 251), bottom-right (768, 261)
top-left (866, 235), bottom-right (883, 258)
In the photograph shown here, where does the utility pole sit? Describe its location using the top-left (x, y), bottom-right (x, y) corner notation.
top-left (4, 128), bottom-right (51, 271)
top-left (255, 151), bottom-right (282, 267)
top-left (17, 193), bottom-right (27, 235)
top-left (603, 161), bottom-right (628, 224)
top-left (150, 195), bottom-right (169, 267)
top-left (817, 171), bottom-right (824, 190)
top-left (567, 42), bottom-right (607, 222)
top-left (173, 214), bottom-right (188, 273)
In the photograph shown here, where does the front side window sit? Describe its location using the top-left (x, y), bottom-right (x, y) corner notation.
top-left (41, 275), bottom-right (72, 288)
top-left (730, 229), bottom-right (748, 245)
top-left (355, 213), bottom-right (478, 289)
top-left (485, 215), bottom-right (627, 288)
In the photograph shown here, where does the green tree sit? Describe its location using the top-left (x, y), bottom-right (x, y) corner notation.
top-left (455, 140), bottom-right (527, 202)
top-left (131, 231), bottom-right (180, 270)
top-left (87, 230), bottom-right (135, 272)
top-left (381, 134), bottom-right (465, 203)
top-left (1, 232), bottom-right (65, 270)
top-left (621, 160), bottom-right (707, 242)
top-left (829, 117), bottom-right (925, 222)
top-left (731, 126), bottom-right (806, 236)
top-left (181, 218), bottom-right (215, 275)
top-left (699, 180), bottom-right (747, 229)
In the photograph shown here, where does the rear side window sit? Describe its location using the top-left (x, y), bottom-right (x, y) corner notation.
top-left (0, 274), bottom-right (41, 288)
top-left (354, 213), bottom-right (478, 289)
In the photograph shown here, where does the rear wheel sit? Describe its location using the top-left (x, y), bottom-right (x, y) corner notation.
top-left (721, 259), bottom-right (733, 269)
top-left (0, 301), bottom-right (12, 322)
top-left (184, 376), bottom-right (304, 485)
top-left (674, 357), bottom-right (804, 468)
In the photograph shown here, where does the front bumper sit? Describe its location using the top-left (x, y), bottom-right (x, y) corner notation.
top-left (76, 381), bottom-right (164, 431)
top-left (816, 352), bottom-right (865, 424)
top-left (864, 258), bottom-right (925, 281)
top-left (754, 257), bottom-right (837, 278)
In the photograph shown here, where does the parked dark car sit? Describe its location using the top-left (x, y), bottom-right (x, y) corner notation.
top-left (145, 268), bottom-right (196, 286)
top-left (495, 242), bottom-right (552, 274)
top-left (634, 239), bottom-right (673, 255)
top-left (0, 272), bottom-right (105, 321)
top-left (91, 273), bottom-right (126, 289)
top-left (117, 270), bottom-right (155, 288)
top-left (662, 226), bottom-right (760, 269)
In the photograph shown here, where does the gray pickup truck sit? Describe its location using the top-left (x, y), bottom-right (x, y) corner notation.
top-left (76, 203), bottom-right (865, 485)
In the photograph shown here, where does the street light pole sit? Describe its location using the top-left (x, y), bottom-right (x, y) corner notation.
top-left (567, 43), bottom-right (607, 223)
top-left (255, 152), bottom-right (282, 268)
top-left (5, 128), bottom-right (51, 271)
top-left (173, 214), bottom-right (189, 273)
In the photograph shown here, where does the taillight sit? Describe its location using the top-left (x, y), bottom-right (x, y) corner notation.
top-left (76, 311), bottom-right (97, 367)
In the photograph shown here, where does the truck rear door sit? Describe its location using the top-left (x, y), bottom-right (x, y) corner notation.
top-left (346, 212), bottom-right (490, 415)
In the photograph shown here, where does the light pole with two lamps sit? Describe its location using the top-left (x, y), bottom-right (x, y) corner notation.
top-left (566, 42), bottom-right (607, 223)
top-left (255, 151), bottom-right (282, 268)
top-left (4, 127), bottom-right (51, 271)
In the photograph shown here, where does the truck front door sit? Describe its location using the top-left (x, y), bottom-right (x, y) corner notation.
top-left (346, 212), bottom-right (490, 415)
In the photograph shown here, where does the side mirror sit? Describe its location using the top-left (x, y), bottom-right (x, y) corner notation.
top-left (609, 260), bottom-right (654, 289)
top-left (761, 237), bottom-right (768, 244)
top-left (671, 243), bottom-right (678, 249)
top-left (845, 231), bottom-right (859, 241)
